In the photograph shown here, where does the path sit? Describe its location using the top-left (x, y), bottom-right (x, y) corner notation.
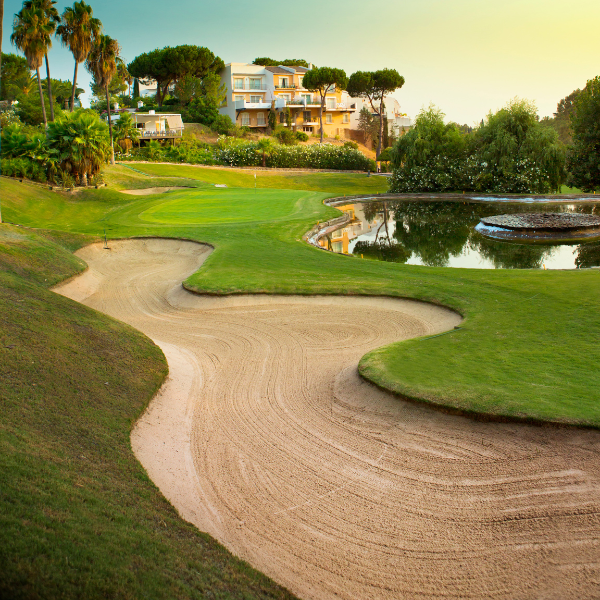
top-left (53, 239), bottom-right (600, 600)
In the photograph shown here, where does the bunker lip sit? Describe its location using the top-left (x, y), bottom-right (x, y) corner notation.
top-left (120, 186), bottom-right (194, 195)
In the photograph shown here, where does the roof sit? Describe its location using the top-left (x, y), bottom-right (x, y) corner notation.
top-left (265, 65), bottom-right (308, 75)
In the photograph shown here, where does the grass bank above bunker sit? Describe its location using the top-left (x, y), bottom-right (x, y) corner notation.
top-left (0, 224), bottom-right (299, 600)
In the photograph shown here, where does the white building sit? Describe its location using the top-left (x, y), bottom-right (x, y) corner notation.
top-left (350, 96), bottom-right (412, 137)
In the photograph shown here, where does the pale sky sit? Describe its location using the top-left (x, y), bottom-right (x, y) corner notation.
top-left (2, 0), bottom-right (599, 124)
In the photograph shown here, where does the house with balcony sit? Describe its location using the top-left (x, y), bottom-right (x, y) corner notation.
top-left (132, 110), bottom-right (184, 143)
top-left (218, 63), bottom-right (356, 136)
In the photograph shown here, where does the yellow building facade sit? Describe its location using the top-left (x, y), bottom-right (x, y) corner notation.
top-left (219, 63), bottom-right (356, 137)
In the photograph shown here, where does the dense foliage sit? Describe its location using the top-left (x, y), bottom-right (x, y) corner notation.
top-left (118, 137), bottom-right (373, 171)
top-left (252, 57), bottom-right (309, 67)
top-left (1, 109), bottom-right (110, 185)
top-left (567, 76), bottom-right (600, 192)
top-left (127, 45), bottom-right (224, 107)
top-left (390, 101), bottom-right (567, 194)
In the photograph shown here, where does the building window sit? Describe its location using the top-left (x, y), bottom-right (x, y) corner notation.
top-left (302, 94), bottom-right (311, 104)
top-left (249, 78), bottom-right (262, 90)
top-left (343, 113), bottom-right (350, 123)
top-left (250, 96), bottom-right (261, 103)
top-left (326, 113), bottom-right (333, 124)
top-left (303, 126), bottom-right (313, 132)
top-left (234, 79), bottom-right (244, 89)
top-left (241, 113), bottom-right (250, 126)
top-left (280, 94), bottom-right (291, 101)
top-left (279, 112), bottom-right (285, 124)
top-left (280, 77), bottom-right (289, 88)
top-left (326, 97), bottom-right (336, 109)
top-left (257, 112), bottom-right (266, 126)
top-left (235, 95), bottom-right (244, 102)
top-left (303, 111), bottom-right (311, 122)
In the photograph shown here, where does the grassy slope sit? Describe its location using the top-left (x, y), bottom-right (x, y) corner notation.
top-left (0, 224), bottom-right (297, 599)
top-left (2, 166), bottom-right (599, 426)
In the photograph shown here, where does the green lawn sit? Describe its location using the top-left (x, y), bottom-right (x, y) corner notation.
top-left (2, 164), bottom-right (600, 597)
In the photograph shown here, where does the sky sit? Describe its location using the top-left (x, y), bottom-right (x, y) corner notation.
top-left (2, 0), bottom-right (599, 124)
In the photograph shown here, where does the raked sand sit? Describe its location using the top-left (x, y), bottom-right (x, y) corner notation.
top-left (53, 238), bottom-right (600, 600)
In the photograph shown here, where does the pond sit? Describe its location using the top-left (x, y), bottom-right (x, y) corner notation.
top-left (319, 200), bottom-right (600, 269)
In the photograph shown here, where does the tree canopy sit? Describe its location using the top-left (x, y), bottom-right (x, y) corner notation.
top-left (127, 45), bottom-right (224, 106)
top-left (302, 66), bottom-right (347, 143)
top-left (252, 57), bottom-right (309, 67)
top-left (347, 69), bottom-right (405, 157)
top-left (567, 76), bottom-right (600, 192)
top-left (1, 52), bottom-right (31, 100)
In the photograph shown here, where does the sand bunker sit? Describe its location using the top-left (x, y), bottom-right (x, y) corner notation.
top-left (53, 239), bottom-right (600, 600)
top-left (120, 186), bottom-right (192, 195)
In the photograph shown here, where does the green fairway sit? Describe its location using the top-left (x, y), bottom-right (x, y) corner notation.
top-left (139, 188), bottom-right (315, 225)
top-left (2, 165), bottom-right (600, 429)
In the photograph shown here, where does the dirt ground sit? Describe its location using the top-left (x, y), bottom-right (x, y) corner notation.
top-left (53, 239), bottom-right (600, 600)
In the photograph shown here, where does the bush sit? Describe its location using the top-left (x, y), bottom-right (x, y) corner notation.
top-left (217, 140), bottom-right (371, 170)
top-left (389, 101), bottom-right (566, 194)
top-left (273, 126), bottom-right (296, 145)
top-left (211, 114), bottom-right (236, 135)
top-left (295, 131), bottom-right (309, 142)
top-left (343, 140), bottom-right (359, 150)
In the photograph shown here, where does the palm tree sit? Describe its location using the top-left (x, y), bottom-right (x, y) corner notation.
top-left (86, 34), bottom-right (120, 165)
top-left (113, 112), bottom-right (140, 153)
top-left (11, 6), bottom-right (54, 127)
top-left (56, 1), bottom-right (101, 112)
top-left (8, 72), bottom-right (37, 97)
top-left (256, 137), bottom-right (275, 167)
top-left (20, 0), bottom-right (59, 121)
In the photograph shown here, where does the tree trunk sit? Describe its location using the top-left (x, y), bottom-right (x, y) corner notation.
top-left (377, 96), bottom-right (385, 158)
top-left (262, 151), bottom-right (266, 167)
top-left (70, 61), bottom-right (78, 112)
top-left (36, 66), bottom-right (48, 128)
top-left (106, 85), bottom-right (115, 165)
top-left (45, 54), bottom-right (55, 121)
top-left (319, 94), bottom-right (324, 143)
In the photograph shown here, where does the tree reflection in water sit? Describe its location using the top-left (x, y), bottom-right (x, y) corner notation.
top-left (348, 200), bottom-right (600, 269)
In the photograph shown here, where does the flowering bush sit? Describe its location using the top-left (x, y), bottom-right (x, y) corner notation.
top-left (217, 141), bottom-right (372, 170)
top-left (389, 101), bottom-right (566, 194)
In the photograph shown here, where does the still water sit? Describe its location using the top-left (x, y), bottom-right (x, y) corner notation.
top-left (320, 200), bottom-right (600, 269)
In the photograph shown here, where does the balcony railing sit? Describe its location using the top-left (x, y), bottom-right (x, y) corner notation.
top-left (274, 84), bottom-right (297, 89)
top-left (233, 83), bottom-right (268, 91)
top-left (235, 99), bottom-right (271, 110)
top-left (140, 128), bottom-right (183, 138)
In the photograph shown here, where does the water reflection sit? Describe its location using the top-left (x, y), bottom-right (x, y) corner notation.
top-left (319, 200), bottom-right (600, 269)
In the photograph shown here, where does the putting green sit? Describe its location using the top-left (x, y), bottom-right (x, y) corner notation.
top-left (139, 187), bottom-right (308, 225)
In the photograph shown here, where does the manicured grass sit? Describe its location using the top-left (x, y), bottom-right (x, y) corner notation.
top-left (0, 224), bottom-right (298, 599)
top-left (2, 170), bottom-right (600, 427)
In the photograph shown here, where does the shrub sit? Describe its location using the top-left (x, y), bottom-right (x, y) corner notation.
top-left (273, 126), bottom-right (297, 145)
top-left (389, 101), bottom-right (566, 194)
top-left (211, 114), bottom-right (236, 135)
top-left (217, 140), bottom-right (371, 170)
top-left (295, 131), bottom-right (309, 142)
top-left (343, 140), bottom-right (358, 150)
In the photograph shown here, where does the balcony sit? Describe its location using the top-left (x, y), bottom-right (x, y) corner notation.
top-left (139, 128), bottom-right (183, 138)
top-left (240, 117), bottom-right (268, 128)
top-left (233, 83), bottom-right (268, 91)
top-left (235, 99), bottom-right (271, 110)
top-left (274, 84), bottom-right (297, 89)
